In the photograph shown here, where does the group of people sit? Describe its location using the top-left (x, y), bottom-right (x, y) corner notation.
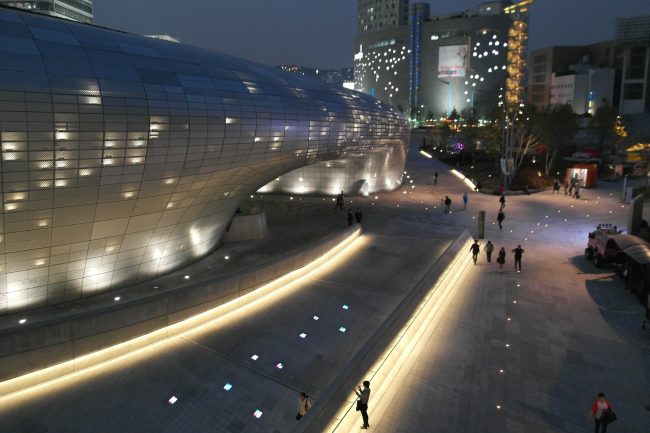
top-left (335, 190), bottom-right (364, 226)
top-left (470, 240), bottom-right (524, 273)
top-left (553, 176), bottom-right (582, 199)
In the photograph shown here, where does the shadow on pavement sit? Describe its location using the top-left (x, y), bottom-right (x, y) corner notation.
top-left (568, 255), bottom-right (616, 275)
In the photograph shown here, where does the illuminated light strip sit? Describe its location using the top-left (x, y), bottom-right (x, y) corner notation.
top-left (450, 169), bottom-right (477, 190)
top-left (0, 228), bottom-right (364, 401)
top-left (325, 238), bottom-right (474, 432)
top-left (419, 150), bottom-right (433, 159)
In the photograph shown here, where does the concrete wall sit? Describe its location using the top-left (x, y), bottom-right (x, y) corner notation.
top-left (0, 225), bottom-right (361, 394)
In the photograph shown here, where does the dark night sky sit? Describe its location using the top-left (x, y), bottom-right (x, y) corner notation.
top-left (95, 0), bottom-right (650, 69)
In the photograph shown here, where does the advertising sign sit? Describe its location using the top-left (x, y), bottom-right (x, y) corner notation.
top-left (438, 45), bottom-right (468, 78)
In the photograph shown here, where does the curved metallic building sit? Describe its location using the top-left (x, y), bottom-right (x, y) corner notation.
top-left (0, 7), bottom-right (409, 314)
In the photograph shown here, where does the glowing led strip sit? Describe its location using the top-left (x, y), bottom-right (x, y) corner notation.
top-left (450, 169), bottom-right (478, 190)
top-left (325, 237), bottom-right (474, 432)
top-left (0, 228), bottom-right (364, 401)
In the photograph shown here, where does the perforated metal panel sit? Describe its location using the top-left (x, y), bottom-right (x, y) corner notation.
top-left (0, 7), bottom-right (409, 314)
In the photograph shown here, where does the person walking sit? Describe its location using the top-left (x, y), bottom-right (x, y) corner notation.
top-left (563, 179), bottom-right (569, 195)
top-left (484, 241), bottom-right (494, 263)
top-left (512, 245), bottom-right (524, 273)
top-left (347, 209), bottom-right (354, 226)
top-left (470, 240), bottom-right (480, 264)
top-left (463, 192), bottom-right (468, 209)
top-left (355, 381), bottom-right (371, 429)
top-left (355, 208), bottom-right (363, 223)
top-left (434, 171), bottom-right (438, 186)
top-left (588, 393), bottom-right (613, 433)
top-left (574, 184), bottom-right (581, 199)
top-left (296, 392), bottom-right (311, 420)
top-left (553, 178), bottom-right (561, 194)
top-left (497, 210), bottom-right (505, 230)
top-left (444, 195), bottom-right (452, 213)
top-left (499, 193), bottom-right (506, 210)
top-left (497, 247), bottom-right (506, 272)
top-left (334, 191), bottom-right (344, 210)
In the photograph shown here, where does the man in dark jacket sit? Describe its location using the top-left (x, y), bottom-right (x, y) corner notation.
top-left (497, 210), bottom-right (505, 230)
top-left (512, 245), bottom-right (524, 273)
top-left (470, 240), bottom-right (480, 265)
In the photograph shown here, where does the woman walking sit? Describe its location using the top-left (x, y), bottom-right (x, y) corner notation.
top-left (588, 393), bottom-right (613, 433)
top-left (497, 247), bottom-right (506, 272)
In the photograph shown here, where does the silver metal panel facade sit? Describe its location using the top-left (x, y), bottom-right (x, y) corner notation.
top-left (0, 7), bottom-right (409, 314)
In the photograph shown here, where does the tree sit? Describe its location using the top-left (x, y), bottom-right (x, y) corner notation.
top-left (592, 102), bottom-right (620, 154)
top-left (508, 105), bottom-right (545, 179)
top-left (536, 104), bottom-right (578, 176)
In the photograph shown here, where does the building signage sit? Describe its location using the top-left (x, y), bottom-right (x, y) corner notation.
top-left (438, 45), bottom-right (468, 78)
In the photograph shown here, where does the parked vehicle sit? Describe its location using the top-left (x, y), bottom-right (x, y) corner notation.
top-left (585, 224), bottom-right (624, 267)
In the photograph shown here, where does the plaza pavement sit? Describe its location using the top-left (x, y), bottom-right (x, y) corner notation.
top-left (0, 143), bottom-right (649, 433)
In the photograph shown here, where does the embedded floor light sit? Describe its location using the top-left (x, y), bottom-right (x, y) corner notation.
top-left (299, 333), bottom-right (307, 339)
top-left (169, 396), bottom-right (178, 404)
top-left (419, 150), bottom-right (433, 158)
top-left (253, 409), bottom-right (263, 419)
top-left (18, 318), bottom-right (27, 325)
top-left (223, 383), bottom-right (233, 391)
top-left (275, 362), bottom-right (284, 369)
top-left (342, 305), bottom-right (349, 310)
top-left (224, 255), bottom-right (229, 260)
top-left (251, 354), bottom-right (259, 361)
top-left (339, 326), bottom-right (347, 333)
top-left (114, 296), bottom-right (121, 301)
top-left (184, 275), bottom-right (190, 280)
top-left (313, 315), bottom-right (319, 321)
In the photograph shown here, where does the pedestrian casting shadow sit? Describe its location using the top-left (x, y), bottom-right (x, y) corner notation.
top-left (568, 255), bottom-right (615, 275)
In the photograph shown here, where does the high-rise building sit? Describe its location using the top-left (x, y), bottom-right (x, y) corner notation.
top-left (0, 0), bottom-right (93, 23)
top-left (358, 0), bottom-right (409, 34)
top-left (616, 16), bottom-right (650, 114)
top-left (527, 16), bottom-right (650, 115)
top-left (354, 1), bottom-right (532, 119)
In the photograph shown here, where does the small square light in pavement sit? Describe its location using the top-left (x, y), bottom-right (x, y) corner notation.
top-left (313, 315), bottom-right (319, 320)
top-left (114, 296), bottom-right (121, 301)
top-left (184, 275), bottom-right (190, 280)
top-left (299, 333), bottom-right (307, 339)
top-left (168, 396), bottom-right (178, 404)
top-left (254, 409), bottom-right (263, 419)
top-left (223, 383), bottom-right (233, 391)
top-left (339, 326), bottom-right (347, 333)
top-left (251, 354), bottom-right (259, 361)
top-left (276, 362), bottom-right (284, 369)
top-left (342, 304), bottom-right (349, 310)
top-left (18, 318), bottom-right (27, 324)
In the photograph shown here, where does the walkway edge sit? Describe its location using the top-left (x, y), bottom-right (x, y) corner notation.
top-left (292, 229), bottom-right (472, 433)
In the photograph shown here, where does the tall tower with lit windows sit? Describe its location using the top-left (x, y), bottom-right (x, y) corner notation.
top-left (0, 0), bottom-right (93, 23)
top-left (358, 0), bottom-right (409, 34)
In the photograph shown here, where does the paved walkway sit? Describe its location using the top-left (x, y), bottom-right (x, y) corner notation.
top-left (318, 151), bottom-right (650, 433)
top-left (1, 143), bottom-right (649, 433)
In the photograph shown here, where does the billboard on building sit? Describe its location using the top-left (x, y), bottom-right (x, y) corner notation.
top-left (438, 45), bottom-right (468, 78)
